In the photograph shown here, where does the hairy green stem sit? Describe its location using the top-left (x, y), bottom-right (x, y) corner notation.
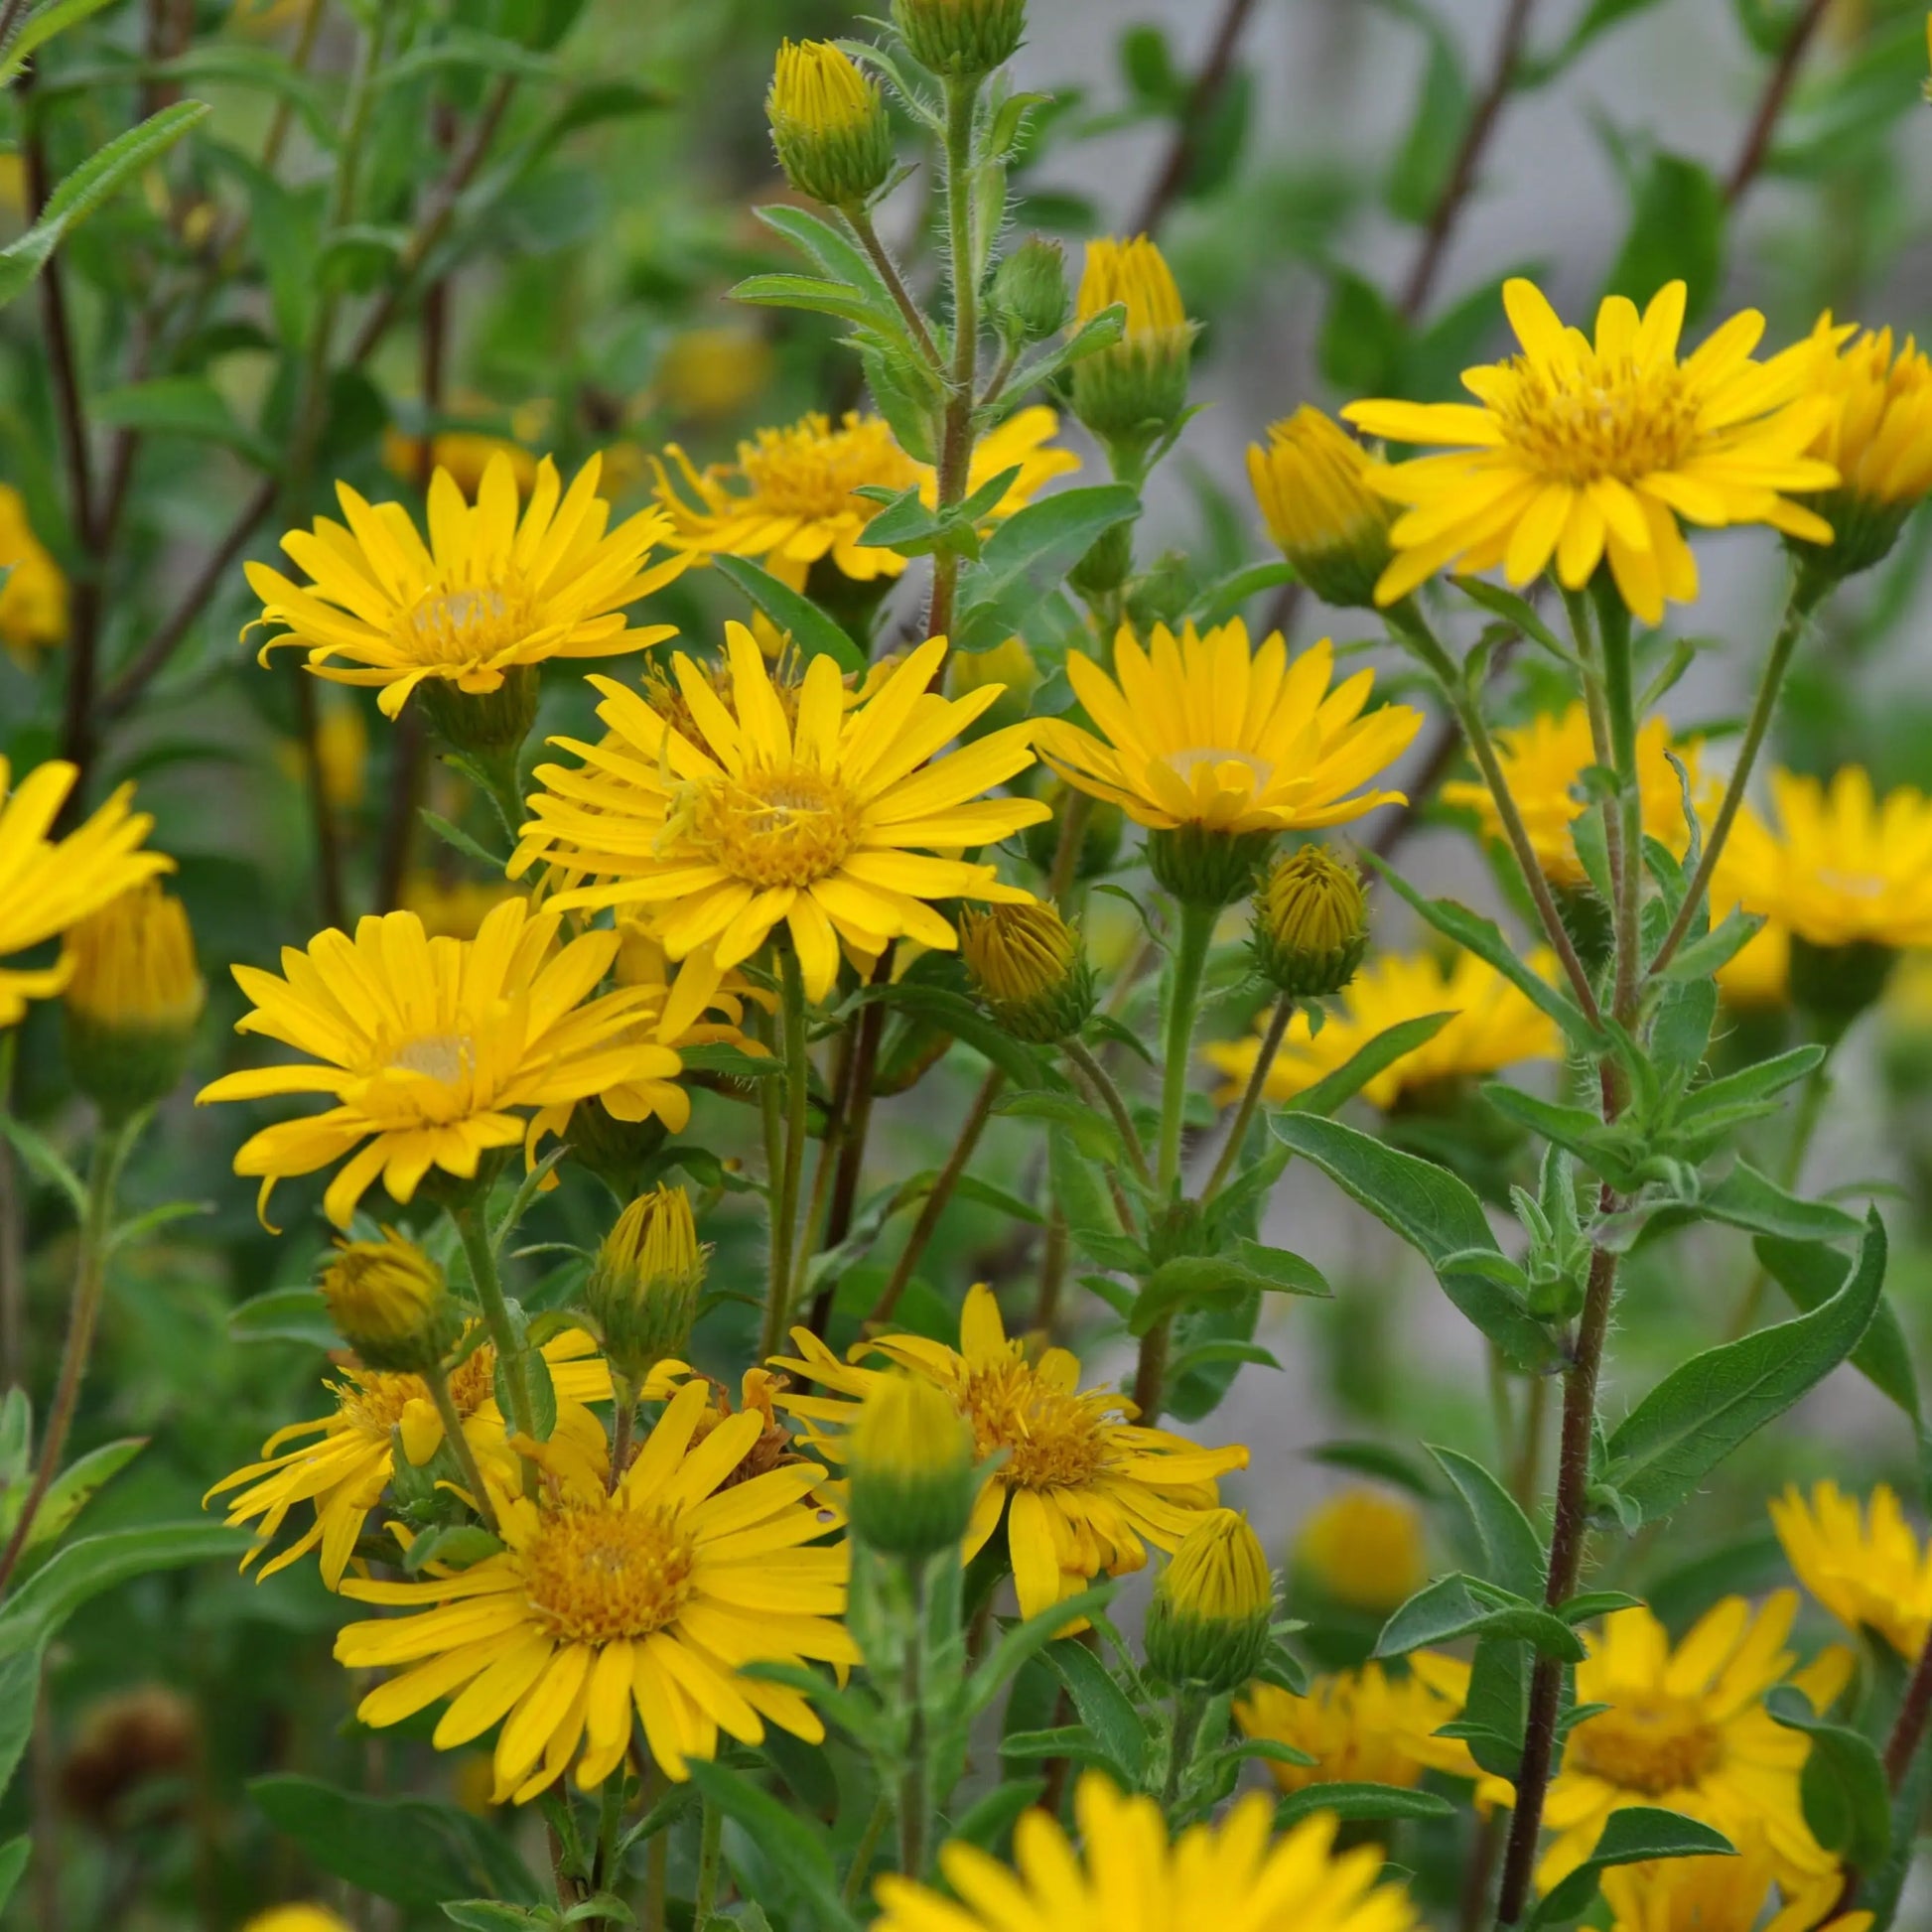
top-left (693, 1792), bottom-right (724, 1922)
top-left (1156, 900), bottom-right (1217, 1195)
top-left (762, 944), bottom-right (811, 1363)
top-left (423, 1358), bottom-right (499, 1534)
top-left (1202, 994), bottom-right (1294, 1202)
top-left (450, 1199), bottom-right (535, 1443)
top-left (1060, 1036), bottom-right (1152, 1186)
top-left (1595, 584), bottom-right (1643, 1027)
top-left (1164, 1690), bottom-right (1206, 1809)
top-left (848, 207), bottom-right (941, 368)
top-left (843, 1794), bottom-right (893, 1906)
top-left (897, 1560), bottom-right (931, 1881)
top-left (926, 72), bottom-right (984, 642)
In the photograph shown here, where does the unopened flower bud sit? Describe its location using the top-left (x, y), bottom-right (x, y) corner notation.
top-left (320, 1233), bottom-right (456, 1373)
top-left (415, 663), bottom-right (538, 757)
top-left (1250, 845), bottom-right (1368, 998)
top-left (61, 883), bottom-right (206, 1119)
top-left (1145, 1509), bottom-right (1275, 1694)
top-left (893, 0), bottom-right (1027, 76)
top-left (1147, 826), bottom-right (1277, 909)
top-left (1069, 236), bottom-right (1197, 472)
top-left (990, 236), bottom-right (1068, 347)
top-left (586, 1184), bottom-right (706, 1384)
top-left (846, 1371), bottom-right (978, 1560)
top-left (1247, 408), bottom-right (1396, 611)
top-left (960, 901), bottom-right (1095, 1042)
top-left (767, 40), bottom-right (894, 209)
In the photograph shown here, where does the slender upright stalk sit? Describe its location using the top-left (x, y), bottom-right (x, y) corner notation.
top-left (422, 1360), bottom-right (498, 1535)
top-left (762, 945), bottom-right (811, 1362)
top-left (0, 1035), bottom-right (23, 1388)
top-left (449, 1199), bottom-right (536, 1442)
top-left (842, 1794), bottom-right (892, 1906)
top-left (1884, 1627), bottom-right (1932, 1786)
top-left (1595, 587), bottom-right (1643, 1027)
top-left (608, 1371), bottom-right (636, 1490)
top-left (1155, 900), bottom-right (1217, 1195)
top-left (848, 207), bottom-right (941, 367)
top-left (1202, 994), bottom-right (1293, 1201)
top-left (593, 1771), bottom-right (625, 1898)
top-left (897, 1558), bottom-right (931, 1882)
top-left (1649, 579), bottom-right (1821, 978)
top-left (693, 1793), bottom-right (724, 1922)
top-left (1163, 1690), bottom-right (1206, 1808)
top-left (926, 72), bottom-right (984, 641)
top-left (0, 1112), bottom-right (142, 1600)
top-left (1059, 1036), bottom-right (1152, 1187)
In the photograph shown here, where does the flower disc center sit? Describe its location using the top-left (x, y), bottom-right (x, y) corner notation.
top-left (739, 417), bottom-right (918, 521)
top-left (964, 1362), bottom-right (1105, 1490)
top-left (385, 1032), bottom-right (478, 1086)
top-left (403, 579), bottom-right (539, 666)
top-left (524, 1502), bottom-right (695, 1643)
top-left (1568, 1695), bottom-right (1723, 1796)
top-left (699, 764), bottom-right (862, 889)
top-left (1502, 360), bottom-right (1699, 486)
top-left (1164, 746), bottom-right (1274, 791)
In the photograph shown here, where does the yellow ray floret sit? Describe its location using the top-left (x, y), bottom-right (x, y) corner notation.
top-left (334, 1380), bottom-right (855, 1799)
top-left (0, 757), bottom-right (172, 1026)
top-left (1234, 1658), bottom-right (1482, 1795)
top-left (873, 1770), bottom-right (1419, 1932)
top-left (1535, 1594), bottom-right (1852, 1894)
top-left (1034, 621), bottom-right (1420, 835)
top-left (650, 406), bottom-right (1076, 588)
top-left (195, 897), bottom-right (686, 1229)
top-left (511, 625), bottom-right (1049, 1003)
top-left (770, 1284), bottom-right (1247, 1622)
top-left (1771, 1480), bottom-right (1932, 1663)
top-left (1601, 1837), bottom-right (1869, 1932)
top-left (245, 451), bottom-right (688, 718)
top-left (1344, 278), bottom-right (1839, 623)
top-left (1204, 947), bottom-right (1560, 1109)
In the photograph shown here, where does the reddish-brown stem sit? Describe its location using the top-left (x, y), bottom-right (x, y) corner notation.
top-left (1725, 0), bottom-right (1834, 205)
top-left (1884, 1626), bottom-right (1932, 1787)
top-left (1130, 0), bottom-right (1261, 235)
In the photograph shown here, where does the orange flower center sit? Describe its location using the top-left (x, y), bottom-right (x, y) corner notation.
top-left (339, 1345), bottom-right (495, 1438)
top-left (1500, 358), bottom-right (1699, 486)
top-left (692, 763), bottom-right (861, 889)
top-left (960, 1359), bottom-right (1105, 1491)
top-left (737, 415), bottom-right (918, 523)
top-left (401, 578), bottom-right (540, 666)
top-left (524, 1501), bottom-right (695, 1642)
top-left (1568, 1694), bottom-right (1723, 1797)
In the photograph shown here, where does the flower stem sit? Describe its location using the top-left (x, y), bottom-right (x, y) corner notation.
top-left (450, 1198), bottom-right (536, 1442)
top-left (762, 943), bottom-right (811, 1363)
top-left (1595, 583), bottom-right (1643, 1027)
top-left (842, 1794), bottom-right (892, 1906)
top-left (868, 1064), bottom-right (1006, 1328)
top-left (1060, 1036), bottom-right (1152, 1187)
top-left (422, 1357), bottom-right (499, 1535)
top-left (608, 1369), bottom-right (636, 1491)
top-left (1163, 1690), bottom-right (1206, 1809)
top-left (926, 71), bottom-right (984, 643)
top-left (1649, 574), bottom-right (1822, 980)
top-left (1202, 994), bottom-right (1294, 1202)
top-left (1156, 899), bottom-right (1218, 1196)
top-left (847, 207), bottom-right (941, 369)
top-left (0, 1110), bottom-right (143, 1600)
top-left (897, 1558), bottom-right (931, 1881)
top-left (692, 1791), bottom-right (724, 1922)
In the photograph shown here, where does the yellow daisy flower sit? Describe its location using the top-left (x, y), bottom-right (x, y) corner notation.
top-left (334, 1379), bottom-right (856, 1799)
top-left (195, 897), bottom-right (686, 1229)
top-left (204, 1328), bottom-right (615, 1587)
top-left (510, 626), bottom-right (1049, 1003)
top-left (1292, 1484), bottom-right (1429, 1613)
top-left (245, 452), bottom-right (688, 719)
top-left (1537, 1595), bottom-right (1852, 1892)
top-left (1710, 847), bottom-right (1791, 1011)
top-left (1441, 702), bottom-right (1700, 888)
top-left (1203, 947), bottom-right (1561, 1109)
top-left (1601, 1839), bottom-right (1870, 1932)
top-left (381, 423), bottom-right (540, 498)
top-left (873, 1771), bottom-right (1419, 1932)
top-left (0, 758), bottom-right (172, 1027)
top-left (0, 482), bottom-right (69, 665)
top-left (769, 1284), bottom-right (1247, 1622)
top-left (1771, 1480), bottom-right (1932, 1662)
top-left (1234, 1658), bottom-right (1482, 1796)
top-left (1035, 621), bottom-right (1421, 835)
top-left (1344, 278), bottom-right (1838, 624)
top-left (649, 405), bottom-right (1077, 588)
top-left (1722, 766), bottom-right (1932, 951)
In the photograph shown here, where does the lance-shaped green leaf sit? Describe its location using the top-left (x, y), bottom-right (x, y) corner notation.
top-left (681, 1761), bottom-right (857, 1932)
top-left (0, 1839), bottom-right (24, 1916)
top-left (1528, 1806), bottom-right (1734, 1927)
top-left (1129, 1239), bottom-right (1329, 1336)
top-left (0, 1437), bottom-right (146, 1557)
top-left (711, 555), bottom-right (866, 676)
top-left (1755, 1234), bottom-right (1920, 1422)
top-left (0, 0), bottom-right (121, 84)
top-left (1601, 1209), bottom-right (1886, 1524)
top-left (1767, 1688), bottom-right (1890, 1871)
top-left (1042, 1637), bottom-right (1147, 1781)
top-left (1275, 1783), bottom-right (1455, 1828)
top-left (1270, 1114), bottom-right (1561, 1371)
top-left (1374, 1575), bottom-right (1584, 1663)
top-left (1430, 1445), bottom-right (1546, 1600)
top-left (1277, 1011), bottom-right (1453, 1120)
top-left (1693, 1163), bottom-right (1864, 1244)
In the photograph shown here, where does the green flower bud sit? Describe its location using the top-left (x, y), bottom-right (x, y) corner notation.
top-left (585, 1184), bottom-right (706, 1385)
top-left (1247, 408), bottom-right (1396, 612)
top-left (893, 0), bottom-right (1027, 76)
top-left (320, 1233), bottom-right (458, 1374)
top-left (415, 662), bottom-right (539, 758)
top-left (989, 236), bottom-right (1069, 347)
top-left (959, 901), bottom-right (1095, 1043)
top-left (1068, 236), bottom-right (1197, 473)
top-left (1145, 1509), bottom-right (1275, 1694)
top-left (1250, 846), bottom-right (1368, 998)
top-left (1147, 825), bottom-right (1276, 908)
top-left (767, 40), bottom-right (895, 209)
top-left (846, 1372), bottom-right (979, 1560)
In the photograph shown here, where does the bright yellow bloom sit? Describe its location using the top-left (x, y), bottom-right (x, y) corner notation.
top-left (205, 1328), bottom-right (615, 1587)
top-left (1035, 621), bottom-right (1420, 834)
top-left (1794, 315), bottom-right (1932, 532)
top-left (1077, 233), bottom-right (1187, 339)
top-left (239, 1909), bottom-right (356, 1932)
top-left (511, 627), bottom-right (1048, 1003)
top-left (1537, 1595), bottom-right (1852, 1892)
top-left (1723, 766), bottom-right (1932, 950)
top-left (650, 406), bottom-right (1076, 589)
top-left (0, 483), bottom-right (69, 664)
top-left (1234, 1657), bottom-right (1481, 1794)
top-left (380, 423), bottom-right (539, 497)
top-left (1293, 1484), bottom-right (1429, 1613)
top-left (61, 881), bottom-right (205, 1035)
top-left (335, 1379), bottom-right (856, 1799)
top-left (1443, 703), bottom-right (1700, 888)
top-left (246, 453), bottom-right (687, 719)
top-left (1071, 236), bottom-right (1196, 450)
top-left (1345, 279), bottom-right (1838, 623)
top-left (874, 1771), bottom-right (1419, 1932)
top-left (0, 759), bottom-right (171, 1027)
top-left (771, 1284), bottom-right (1248, 1622)
top-left (1601, 1840), bottom-right (1869, 1932)
top-left (195, 897), bottom-right (686, 1229)
top-left (1247, 407), bottom-right (1396, 610)
top-left (1204, 947), bottom-right (1561, 1109)
top-left (769, 38), bottom-right (878, 135)
top-left (766, 40), bottom-right (893, 207)
top-left (1771, 1480), bottom-right (1932, 1661)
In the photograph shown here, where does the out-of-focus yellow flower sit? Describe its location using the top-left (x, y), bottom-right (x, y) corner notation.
top-left (1345, 279), bottom-right (1838, 624)
top-left (1601, 1839), bottom-right (1869, 1932)
top-left (0, 483), bottom-right (69, 666)
top-left (846, 1370), bottom-right (979, 1559)
top-left (1443, 703), bottom-right (1699, 889)
top-left (381, 423), bottom-right (540, 497)
top-left (1771, 1480), bottom-right (1932, 1662)
top-left (61, 881), bottom-right (205, 1118)
top-left (655, 327), bottom-right (774, 423)
top-left (239, 1910), bottom-right (357, 1932)
top-left (1247, 407), bottom-right (1396, 610)
top-left (317, 1231), bottom-right (454, 1373)
top-left (1234, 1658), bottom-right (1481, 1794)
top-left (1293, 1484), bottom-right (1428, 1613)
top-left (650, 407), bottom-right (1076, 589)
top-left (1710, 847), bottom-right (1790, 1011)
top-left (1205, 947), bottom-right (1560, 1109)
top-left (277, 700), bottom-right (369, 811)
top-left (399, 874), bottom-right (519, 941)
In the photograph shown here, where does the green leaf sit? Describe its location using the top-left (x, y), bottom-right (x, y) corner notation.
top-left (731, 270), bottom-right (902, 335)
top-left (1602, 150), bottom-right (1725, 323)
top-left (1766, 1688), bottom-right (1890, 1869)
top-left (1755, 1234), bottom-right (1920, 1421)
top-left (0, 102), bottom-right (211, 305)
top-left (711, 555), bottom-right (865, 677)
top-left (90, 376), bottom-right (274, 466)
top-left (0, 1392), bottom-right (26, 1485)
top-left (1430, 1445), bottom-right (1546, 1600)
top-left (1042, 1637), bottom-right (1147, 1781)
top-left (864, 983), bottom-right (1050, 1089)
top-left (1386, 23), bottom-right (1469, 224)
top-left (0, 1838), bottom-right (26, 1914)
top-left (1274, 1783), bottom-right (1455, 1829)
top-left (1374, 1575), bottom-right (1584, 1663)
top-left (1364, 856), bottom-right (1604, 1052)
top-left (442, 1906), bottom-right (550, 1932)
top-left (1528, 1805), bottom-right (1733, 1928)
top-left (1278, 1012), bottom-right (1453, 1120)
top-left (1694, 1164), bottom-right (1863, 1244)
top-left (250, 1775), bottom-right (543, 1909)
top-left (945, 1778), bottom-right (1045, 1854)
top-left (996, 1088), bottom-right (1124, 1164)
top-left (1676, 1045), bottom-right (1826, 1125)
top-left (1659, 908), bottom-right (1769, 985)
top-left (1454, 581), bottom-right (1583, 669)
top-left (1130, 1239), bottom-right (1329, 1336)
top-left (419, 807), bottom-right (508, 872)
top-left (228, 1285), bottom-right (335, 1349)
top-left (1, 1438), bottom-right (146, 1557)
top-left (0, 0), bottom-right (121, 83)
top-left (953, 485), bottom-right (1142, 652)
top-left (967, 1583), bottom-right (1117, 1718)
top-left (0, 1116), bottom-right (86, 1217)
top-left (1270, 1114), bottom-right (1561, 1371)
top-left (680, 1760), bottom-right (857, 1932)
top-left (1602, 1210), bottom-right (1886, 1524)
top-left (1318, 270), bottom-right (1404, 396)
